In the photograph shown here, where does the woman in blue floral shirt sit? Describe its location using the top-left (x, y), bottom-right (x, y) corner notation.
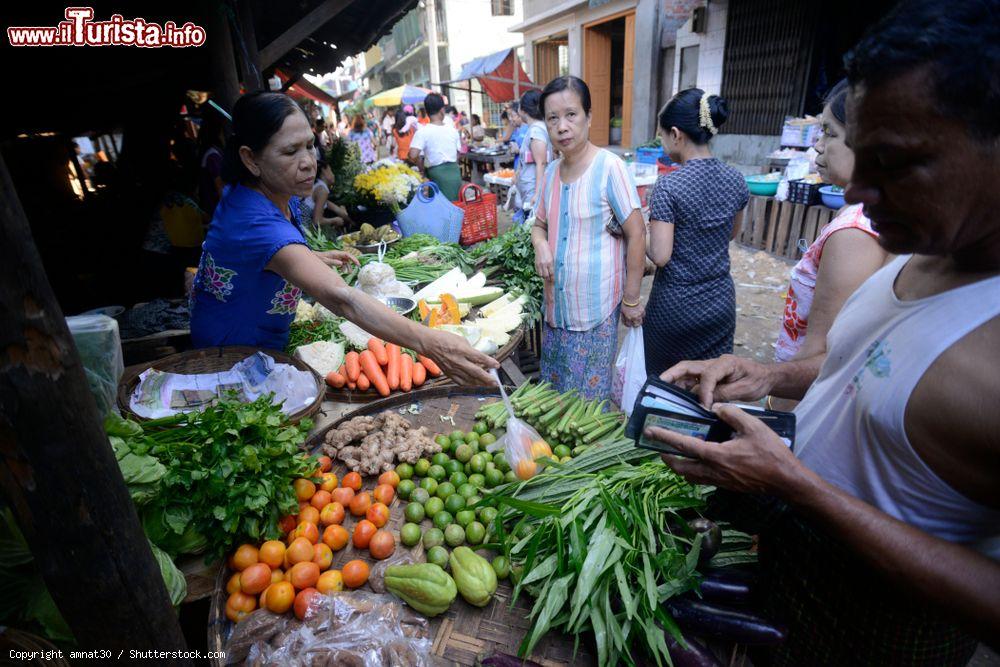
top-left (190, 92), bottom-right (497, 385)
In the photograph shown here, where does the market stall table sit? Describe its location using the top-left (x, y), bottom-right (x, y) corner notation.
top-left (460, 149), bottom-right (514, 186)
top-left (208, 386), bottom-right (599, 666)
top-left (168, 342), bottom-right (528, 603)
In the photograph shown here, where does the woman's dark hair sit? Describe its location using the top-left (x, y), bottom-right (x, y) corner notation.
top-left (221, 91), bottom-right (304, 184)
top-left (658, 88), bottom-right (729, 145)
top-left (394, 109), bottom-right (409, 133)
top-left (471, 114), bottom-right (481, 126)
top-left (845, 0), bottom-right (999, 139)
top-left (824, 79), bottom-right (850, 125)
top-left (540, 76), bottom-right (592, 116)
top-left (510, 101), bottom-right (520, 113)
top-left (519, 89), bottom-right (543, 120)
top-left (500, 110), bottom-right (509, 122)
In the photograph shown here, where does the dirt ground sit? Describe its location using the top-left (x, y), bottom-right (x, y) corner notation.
top-left (496, 207), bottom-right (791, 360)
top-left (622, 243), bottom-right (790, 363)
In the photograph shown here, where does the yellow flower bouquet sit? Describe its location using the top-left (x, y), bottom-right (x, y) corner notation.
top-left (353, 160), bottom-right (423, 214)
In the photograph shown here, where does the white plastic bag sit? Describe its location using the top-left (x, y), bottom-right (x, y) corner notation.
top-left (612, 326), bottom-right (646, 415)
top-left (66, 314), bottom-right (124, 416)
top-left (490, 370), bottom-right (546, 480)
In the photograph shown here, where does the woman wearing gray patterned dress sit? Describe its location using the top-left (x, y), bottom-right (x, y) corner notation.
top-left (643, 88), bottom-right (749, 376)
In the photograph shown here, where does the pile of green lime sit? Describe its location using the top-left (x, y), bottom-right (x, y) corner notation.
top-left (393, 420), bottom-right (516, 571)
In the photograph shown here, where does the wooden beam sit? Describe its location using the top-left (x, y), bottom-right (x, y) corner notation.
top-left (208, 0), bottom-right (241, 114)
top-left (237, 0), bottom-right (264, 92)
top-left (0, 153), bottom-right (190, 656)
top-left (259, 0), bottom-right (352, 70)
top-left (281, 71), bottom-right (304, 93)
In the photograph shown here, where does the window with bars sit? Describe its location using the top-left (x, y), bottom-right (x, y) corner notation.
top-left (491, 0), bottom-right (513, 16)
top-left (719, 0), bottom-right (819, 135)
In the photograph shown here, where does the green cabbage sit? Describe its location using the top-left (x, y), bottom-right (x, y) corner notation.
top-left (148, 539), bottom-right (187, 608)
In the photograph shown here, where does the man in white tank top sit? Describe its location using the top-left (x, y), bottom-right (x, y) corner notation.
top-left (648, 1), bottom-right (1000, 663)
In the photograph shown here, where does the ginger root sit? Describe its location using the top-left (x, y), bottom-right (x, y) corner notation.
top-left (322, 412), bottom-right (441, 475)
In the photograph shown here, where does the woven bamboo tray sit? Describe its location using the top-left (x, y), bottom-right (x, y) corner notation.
top-left (208, 386), bottom-right (596, 666)
top-left (117, 346), bottom-right (324, 425)
top-left (324, 326), bottom-right (525, 403)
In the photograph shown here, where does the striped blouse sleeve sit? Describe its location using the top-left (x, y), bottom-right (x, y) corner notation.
top-left (605, 155), bottom-right (642, 225)
top-left (535, 162), bottom-right (556, 224)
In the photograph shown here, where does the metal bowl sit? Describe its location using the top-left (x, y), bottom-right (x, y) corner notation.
top-left (378, 295), bottom-right (417, 316)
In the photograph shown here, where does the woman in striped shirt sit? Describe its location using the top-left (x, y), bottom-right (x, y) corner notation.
top-left (531, 76), bottom-right (647, 401)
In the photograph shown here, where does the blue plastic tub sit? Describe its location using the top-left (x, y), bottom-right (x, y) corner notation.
top-left (637, 147), bottom-right (664, 164)
top-left (819, 185), bottom-right (845, 209)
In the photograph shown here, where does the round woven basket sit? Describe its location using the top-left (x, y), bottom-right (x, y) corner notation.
top-left (324, 326), bottom-right (525, 403)
top-left (116, 346), bottom-right (324, 425)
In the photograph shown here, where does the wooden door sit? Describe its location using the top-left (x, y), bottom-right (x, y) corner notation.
top-left (534, 41), bottom-right (559, 86)
top-left (584, 24), bottom-right (612, 146)
top-left (622, 12), bottom-right (635, 146)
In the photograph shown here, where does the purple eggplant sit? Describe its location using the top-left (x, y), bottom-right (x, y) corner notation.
top-left (479, 653), bottom-right (544, 667)
top-left (666, 598), bottom-right (786, 645)
top-left (688, 518), bottom-right (722, 563)
top-left (697, 569), bottom-right (755, 605)
top-left (666, 634), bottom-right (722, 667)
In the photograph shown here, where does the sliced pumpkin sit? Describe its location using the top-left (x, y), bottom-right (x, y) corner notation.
top-left (440, 294), bottom-right (462, 325)
top-left (418, 299), bottom-right (432, 324)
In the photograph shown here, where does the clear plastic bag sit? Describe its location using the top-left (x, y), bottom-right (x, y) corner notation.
top-left (492, 370), bottom-right (546, 480)
top-left (66, 314), bottom-right (124, 417)
top-left (612, 326), bottom-right (646, 415)
top-left (237, 591), bottom-right (433, 667)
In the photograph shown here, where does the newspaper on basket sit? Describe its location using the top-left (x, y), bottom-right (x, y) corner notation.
top-left (129, 351), bottom-right (318, 419)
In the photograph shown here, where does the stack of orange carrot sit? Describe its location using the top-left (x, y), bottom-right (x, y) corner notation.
top-left (324, 337), bottom-right (442, 396)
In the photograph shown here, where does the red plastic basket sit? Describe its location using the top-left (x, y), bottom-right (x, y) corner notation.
top-left (455, 183), bottom-right (498, 246)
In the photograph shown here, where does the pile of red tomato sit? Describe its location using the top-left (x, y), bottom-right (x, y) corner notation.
top-left (223, 456), bottom-right (402, 622)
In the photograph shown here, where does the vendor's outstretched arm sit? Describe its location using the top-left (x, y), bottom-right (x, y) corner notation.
top-left (268, 244), bottom-right (497, 385)
top-left (649, 406), bottom-right (1000, 646)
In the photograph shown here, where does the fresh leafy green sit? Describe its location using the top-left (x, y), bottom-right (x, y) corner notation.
top-left (384, 233), bottom-right (441, 259)
top-left (468, 225), bottom-right (543, 323)
top-left (326, 137), bottom-right (363, 207)
top-left (486, 461), bottom-right (718, 666)
top-left (0, 509), bottom-right (75, 645)
top-left (303, 223), bottom-right (342, 252)
top-left (110, 396), bottom-right (317, 561)
top-left (148, 539), bottom-right (187, 608)
top-left (286, 319), bottom-right (346, 354)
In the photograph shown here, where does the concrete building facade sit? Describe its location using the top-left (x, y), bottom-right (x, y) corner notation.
top-left (362, 0), bottom-right (525, 102)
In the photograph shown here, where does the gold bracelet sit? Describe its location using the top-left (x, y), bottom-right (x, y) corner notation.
top-left (622, 297), bottom-right (641, 308)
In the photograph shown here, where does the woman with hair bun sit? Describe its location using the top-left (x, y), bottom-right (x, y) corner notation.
top-left (643, 88), bottom-right (749, 376)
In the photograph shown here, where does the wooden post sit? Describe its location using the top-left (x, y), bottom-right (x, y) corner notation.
top-left (0, 153), bottom-right (190, 657)
top-left (208, 0), bottom-right (241, 114)
top-left (237, 0), bottom-right (264, 92)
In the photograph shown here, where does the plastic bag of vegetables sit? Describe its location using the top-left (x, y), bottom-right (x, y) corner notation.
top-left (356, 245), bottom-right (414, 299)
